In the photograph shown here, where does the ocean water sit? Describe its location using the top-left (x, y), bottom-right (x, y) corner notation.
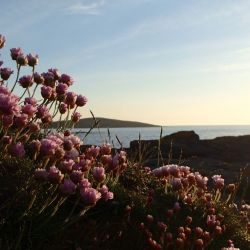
top-left (73, 125), bottom-right (250, 148)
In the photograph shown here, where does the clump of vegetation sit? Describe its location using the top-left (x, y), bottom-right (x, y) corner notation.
top-left (0, 34), bottom-right (249, 250)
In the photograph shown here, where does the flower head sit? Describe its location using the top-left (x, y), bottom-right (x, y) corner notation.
top-left (8, 142), bottom-right (25, 157)
top-left (59, 179), bottom-right (76, 195)
top-left (76, 95), bottom-right (87, 107)
top-left (80, 187), bottom-right (101, 205)
top-left (59, 73), bottom-right (73, 86)
top-left (19, 75), bottom-right (33, 88)
top-left (10, 47), bottom-right (23, 60)
top-left (27, 53), bottom-right (39, 67)
top-left (0, 68), bottom-right (14, 80)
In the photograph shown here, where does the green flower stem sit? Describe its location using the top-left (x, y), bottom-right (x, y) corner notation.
top-left (11, 64), bottom-right (21, 92)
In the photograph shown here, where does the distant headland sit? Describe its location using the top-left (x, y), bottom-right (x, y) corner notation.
top-left (53, 117), bottom-right (159, 128)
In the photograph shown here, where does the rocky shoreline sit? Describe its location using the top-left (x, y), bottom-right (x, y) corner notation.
top-left (129, 131), bottom-right (250, 183)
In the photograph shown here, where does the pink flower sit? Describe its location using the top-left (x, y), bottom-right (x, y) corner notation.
top-left (67, 134), bottom-right (81, 146)
top-left (0, 86), bottom-right (10, 95)
top-left (34, 168), bottom-right (48, 182)
top-left (48, 166), bottom-right (64, 183)
top-left (2, 115), bottom-right (13, 128)
top-left (17, 54), bottom-right (28, 66)
top-left (79, 178), bottom-right (92, 189)
top-left (80, 187), bottom-right (101, 205)
top-left (0, 35), bottom-right (6, 49)
top-left (42, 72), bottom-right (55, 87)
top-left (59, 74), bottom-right (73, 86)
top-left (93, 167), bottom-right (106, 182)
top-left (212, 175), bottom-right (224, 189)
top-left (59, 159), bottom-right (75, 174)
top-left (41, 114), bottom-right (52, 124)
top-left (29, 140), bottom-right (41, 154)
top-left (59, 103), bottom-right (68, 114)
top-left (33, 72), bottom-right (44, 84)
top-left (98, 185), bottom-right (114, 201)
top-left (19, 75), bottom-right (33, 88)
top-left (48, 68), bottom-right (60, 80)
top-left (56, 83), bottom-right (68, 95)
top-left (71, 112), bottom-right (81, 123)
top-left (65, 148), bottom-right (79, 160)
top-left (27, 53), bottom-right (39, 67)
top-left (40, 139), bottom-right (58, 156)
top-left (76, 95), bottom-right (87, 107)
top-left (152, 167), bottom-right (163, 178)
top-left (22, 104), bottom-right (37, 117)
top-left (70, 170), bottom-right (84, 184)
top-left (172, 178), bottom-right (183, 191)
top-left (36, 105), bottom-right (49, 118)
top-left (0, 93), bottom-right (20, 115)
top-left (41, 85), bottom-right (53, 99)
top-left (2, 135), bottom-right (12, 145)
top-left (100, 143), bottom-right (112, 155)
top-left (10, 48), bottom-right (23, 60)
top-left (14, 114), bottom-right (28, 128)
top-left (65, 92), bottom-right (77, 108)
top-left (24, 97), bottom-right (37, 106)
top-left (8, 142), bottom-right (25, 157)
top-left (59, 179), bottom-right (76, 195)
top-left (195, 172), bottom-right (208, 189)
top-left (86, 145), bottom-right (100, 158)
top-left (0, 68), bottom-right (14, 80)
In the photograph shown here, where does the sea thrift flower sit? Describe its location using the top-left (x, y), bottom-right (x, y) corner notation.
top-left (34, 168), bottom-right (48, 182)
top-left (59, 179), bottom-right (76, 195)
top-left (29, 139), bottom-right (41, 154)
top-left (27, 53), bottom-right (39, 67)
top-left (17, 54), bottom-right (28, 66)
top-left (100, 143), bottom-right (112, 155)
top-left (2, 115), bottom-right (13, 128)
top-left (40, 139), bottom-right (58, 156)
top-left (65, 92), bottom-right (77, 108)
top-left (59, 103), bottom-right (68, 114)
top-left (56, 82), bottom-right (68, 95)
top-left (33, 72), bottom-right (44, 84)
top-left (41, 85), bottom-right (53, 99)
top-left (8, 142), bottom-right (25, 157)
top-left (79, 178), bottom-right (91, 189)
top-left (172, 178), bottom-right (183, 191)
top-left (212, 175), bottom-right (225, 189)
top-left (195, 172), bottom-right (208, 189)
top-left (80, 187), bottom-right (101, 205)
top-left (36, 105), bottom-right (49, 118)
top-left (0, 93), bottom-right (20, 115)
top-left (14, 113), bottom-right (28, 128)
top-left (59, 159), bottom-right (74, 174)
top-left (0, 68), bottom-right (14, 80)
top-left (22, 104), bottom-right (37, 117)
top-left (70, 170), bottom-right (84, 184)
top-left (71, 112), bottom-right (81, 123)
top-left (59, 73), bottom-right (73, 86)
top-left (10, 48), bottom-right (23, 60)
top-left (24, 97), bottom-right (37, 106)
top-left (19, 75), bottom-right (33, 88)
top-left (67, 134), bottom-right (81, 146)
top-left (76, 95), bottom-right (87, 107)
top-left (42, 72), bottom-right (55, 87)
top-left (48, 68), bottom-right (60, 80)
top-left (65, 148), bottom-right (79, 160)
top-left (0, 34), bottom-right (6, 49)
top-left (93, 167), bottom-right (106, 182)
top-left (48, 166), bottom-right (64, 183)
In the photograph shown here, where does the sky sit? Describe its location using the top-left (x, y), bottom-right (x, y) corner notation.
top-left (1, 0), bottom-right (250, 125)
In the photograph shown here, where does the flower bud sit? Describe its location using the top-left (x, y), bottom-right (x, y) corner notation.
top-left (27, 53), bottom-right (39, 67)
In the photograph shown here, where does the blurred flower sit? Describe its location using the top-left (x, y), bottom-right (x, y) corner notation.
top-left (79, 178), bottom-right (91, 189)
top-left (27, 53), bottom-right (39, 67)
top-left (10, 47), bottom-right (23, 60)
top-left (59, 73), bottom-right (73, 86)
top-left (71, 112), bottom-right (81, 123)
top-left (19, 75), bottom-right (33, 88)
top-left (0, 92), bottom-right (20, 115)
top-left (65, 92), bottom-right (77, 108)
top-left (8, 142), bottom-right (25, 157)
top-left (2, 115), bottom-right (13, 128)
top-left (100, 143), bottom-right (112, 155)
top-left (33, 72), bottom-right (44, 84)
top-left (48, 166), bottom-right (64, 183)
top-left (212, 175), bottom-right (225, 189)
top-left (56, 82), bottom-right (68, 95)
top-left (37, 105), bottom-right (49, 119)
top-left (42, 72), bottom-right (55, 87)
top-left (22, 104), bottom-right (37, 117)
top-left (76, 95), bottom-right (87, 107)
top-left (80, 187), bottom-right (101, 205)
top-left (70, 170), bottom-right (84, 184)
top-left (93, 167), bottom-right (106, 182)
top-left (0, 68), bottom-right (14, 80)
top-left (59, 179), bottom-right (76, 195)
top-left (17, 54), bottom-right (28, 66)
top-left (40, 138), bottom-right (58, 156)
top-left (14, 113), bottom-right (28, 128)
top-left (59, 103), bottom-right (68, 114)
top-left (24, 97), bottom-right (37, 106)
top-left (2, 135), bottom-right (12, 145)
top-left (41, 85), bottom-right (53, 99)
top-left (48, 68), bottom-right (60, 80)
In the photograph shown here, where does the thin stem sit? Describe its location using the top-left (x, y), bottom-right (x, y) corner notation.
top-left (11, 64), bottom-right (21, 92)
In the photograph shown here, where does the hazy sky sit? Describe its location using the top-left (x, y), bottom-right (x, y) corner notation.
top-left (1, 0), bottom-right (250, 125)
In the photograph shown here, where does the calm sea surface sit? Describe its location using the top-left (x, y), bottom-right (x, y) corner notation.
top-left (73, 125), bottom-right (250, 148)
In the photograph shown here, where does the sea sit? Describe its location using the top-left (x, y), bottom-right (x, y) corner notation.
top-left (73, 125), bottom-right (250, 148)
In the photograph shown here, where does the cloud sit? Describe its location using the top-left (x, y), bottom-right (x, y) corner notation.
top-left (68, 0), bottom-right (106, 15)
